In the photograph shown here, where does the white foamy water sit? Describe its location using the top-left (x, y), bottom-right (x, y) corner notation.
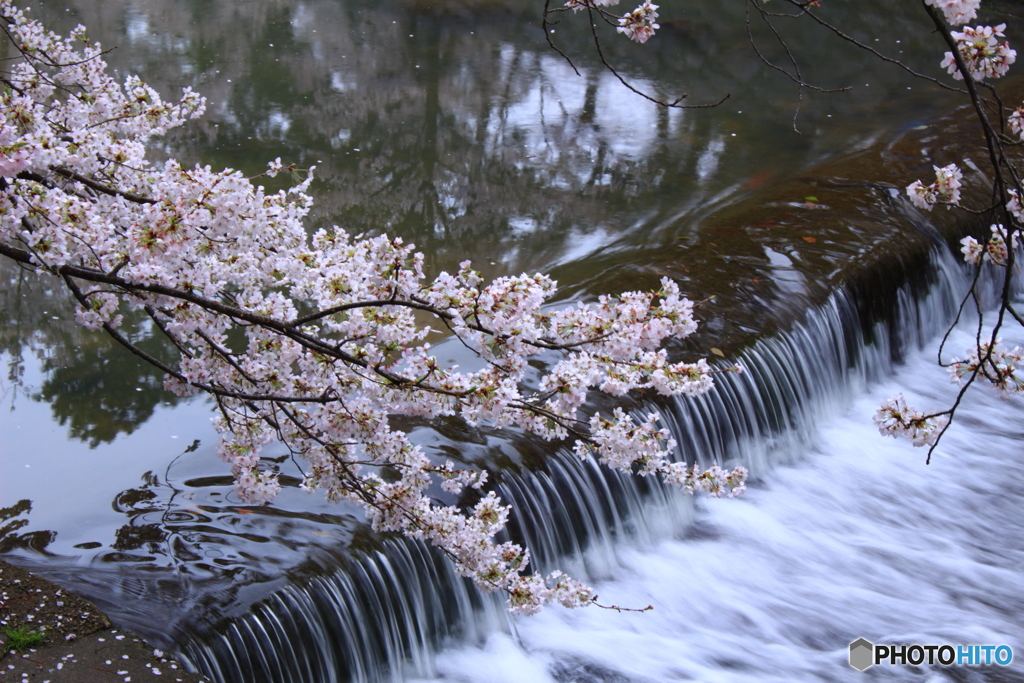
top-left (420, 322), bottom-right (1024, 682)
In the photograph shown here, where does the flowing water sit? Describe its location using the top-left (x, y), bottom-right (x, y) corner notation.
top-left (420, 264), bottom-right (1024, 683)
top-left (166, 248), bottom-right (1024, 682)
top-left (3, 0), bottom-right (1024, 681)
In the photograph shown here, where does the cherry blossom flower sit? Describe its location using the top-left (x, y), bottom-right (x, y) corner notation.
top-left (906, 163), bottom-right (963, 210)
top-left (925, 0), bottom-right (980, 26)
top-left (1009, 106), bottom-right (1024, 140)
top-left (1007, 189), bottom-right (1024, 221)
top-left (959, 224), bottom-right (1019, 265)
top-left (940, 24), bottom-right (1016, 80)
top-left (949, 341), bottom-right (1024, 397)
top-left (0, 0), bottom-right (746, 614)
top-left (617, 1), bottom-right (659, 44)
top-left (873, 394), bottom-right (949, 447)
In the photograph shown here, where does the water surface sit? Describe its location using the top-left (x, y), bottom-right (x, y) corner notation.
top-left (0, 0), bottom-right (1012, 679)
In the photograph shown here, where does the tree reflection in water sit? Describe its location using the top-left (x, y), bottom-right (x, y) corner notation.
top-left (0, 500), bottom-right (55, 554)
top-left (1, 259), bottom-right (182, 447)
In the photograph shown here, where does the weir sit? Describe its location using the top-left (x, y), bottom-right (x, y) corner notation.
top-left (172, 238), bottom-right (1007, 682)
top-left (3, 68), bottom-right (1017, 679)
top-left (5, 4), bottom-right (1024, 681)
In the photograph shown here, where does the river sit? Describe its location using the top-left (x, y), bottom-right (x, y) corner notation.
top-left (1, 0), bottom-right (1022, 681)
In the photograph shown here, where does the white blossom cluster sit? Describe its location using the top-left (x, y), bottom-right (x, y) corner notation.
top-left (873, 394), bottom-right (949, 447)
top-left (925, 0), bottom-right (980, 26)
top-left (886, 211), bottom-right (1023, 445)
top-left (561, 0), bottom-right (660, 44)
top-left (0, 2), bottom-right (746, 614)
top-left (949, 341), bottom-right (1024, 397)
top-left (662, 460), bottom-right (748, 498)
top-left (906, 164), bottom-right (963, 210)
top-left (960, 223), bottom-right (1019, 265)
top-left (1009, 106), bottom-right (1024, 139)
top-left (617, 1), bottom-right (660, 44)
top-left (570, 406), bottom-right (746, 498)
top-left (941, 24), bottom-right (1016, 81)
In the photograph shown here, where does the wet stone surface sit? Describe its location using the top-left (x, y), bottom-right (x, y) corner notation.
top-left (1, 560), bottom-right (111, 644)
top-left (0, 560), bottom-right (209, 682)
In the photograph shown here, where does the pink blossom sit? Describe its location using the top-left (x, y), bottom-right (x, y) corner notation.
top-left (949, 341), bottom-right (1024, 397)
top-left (617, 1), bottom-right (660, 44)
top-left (925, 0), bottom-right (980, 26)
top-left (1010, 106), bottom-right (1024, 140)
top-left (874, 394), bottom-right (949, 447)
top-left (941, 24), bottom-right (1016, 80)
top-left (960, 224), bottom-right (1019, 265)
top-left (906, 163), bottom-right (963, 210)
top-left (0, 0), bottom-right (756, 612)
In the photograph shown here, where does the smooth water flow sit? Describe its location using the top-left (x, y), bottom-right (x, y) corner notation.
top-left (424, 307), bottom-right (1024, 683)
top-left (181, 539), bottom-right (506, 683)
top-left (3, 2), bottom-right (1024, 682)
top-left (169, 248), bottom-right (1023, 682)
top-left (1, 0), bottom-right (959, 563)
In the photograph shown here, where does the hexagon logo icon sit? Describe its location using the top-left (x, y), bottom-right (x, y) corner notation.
top-left (849, 638), bottom-right (875, 671)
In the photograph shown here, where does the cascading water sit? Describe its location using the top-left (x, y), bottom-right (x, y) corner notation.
top-left (424, 280), bottom-right (1024, 683)
top-left (180, 539), bottom-right (507, 683)
top-left (3, 4), bottom-right (1021, 682)
top-left (494, 247), bottom-right (971, 584)
top-left (173, 241), bottom-right (1023, 682)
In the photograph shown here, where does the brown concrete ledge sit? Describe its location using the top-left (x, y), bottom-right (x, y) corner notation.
top-left (0, 560), bottom-right (210, 683)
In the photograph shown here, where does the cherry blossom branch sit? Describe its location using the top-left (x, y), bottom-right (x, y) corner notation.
top-left (744, 0), bottom-right (852, 132)
top-left (0, 0), bottom-right (749, 615)
top-left (780, 0), bottom-right (967, 92)
top-left (541, 0), bottom-right (730, 109)
top-left (47, 167), bottom-right (156, 205)
top-left (875, 1), bottom-right (1024, 453)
